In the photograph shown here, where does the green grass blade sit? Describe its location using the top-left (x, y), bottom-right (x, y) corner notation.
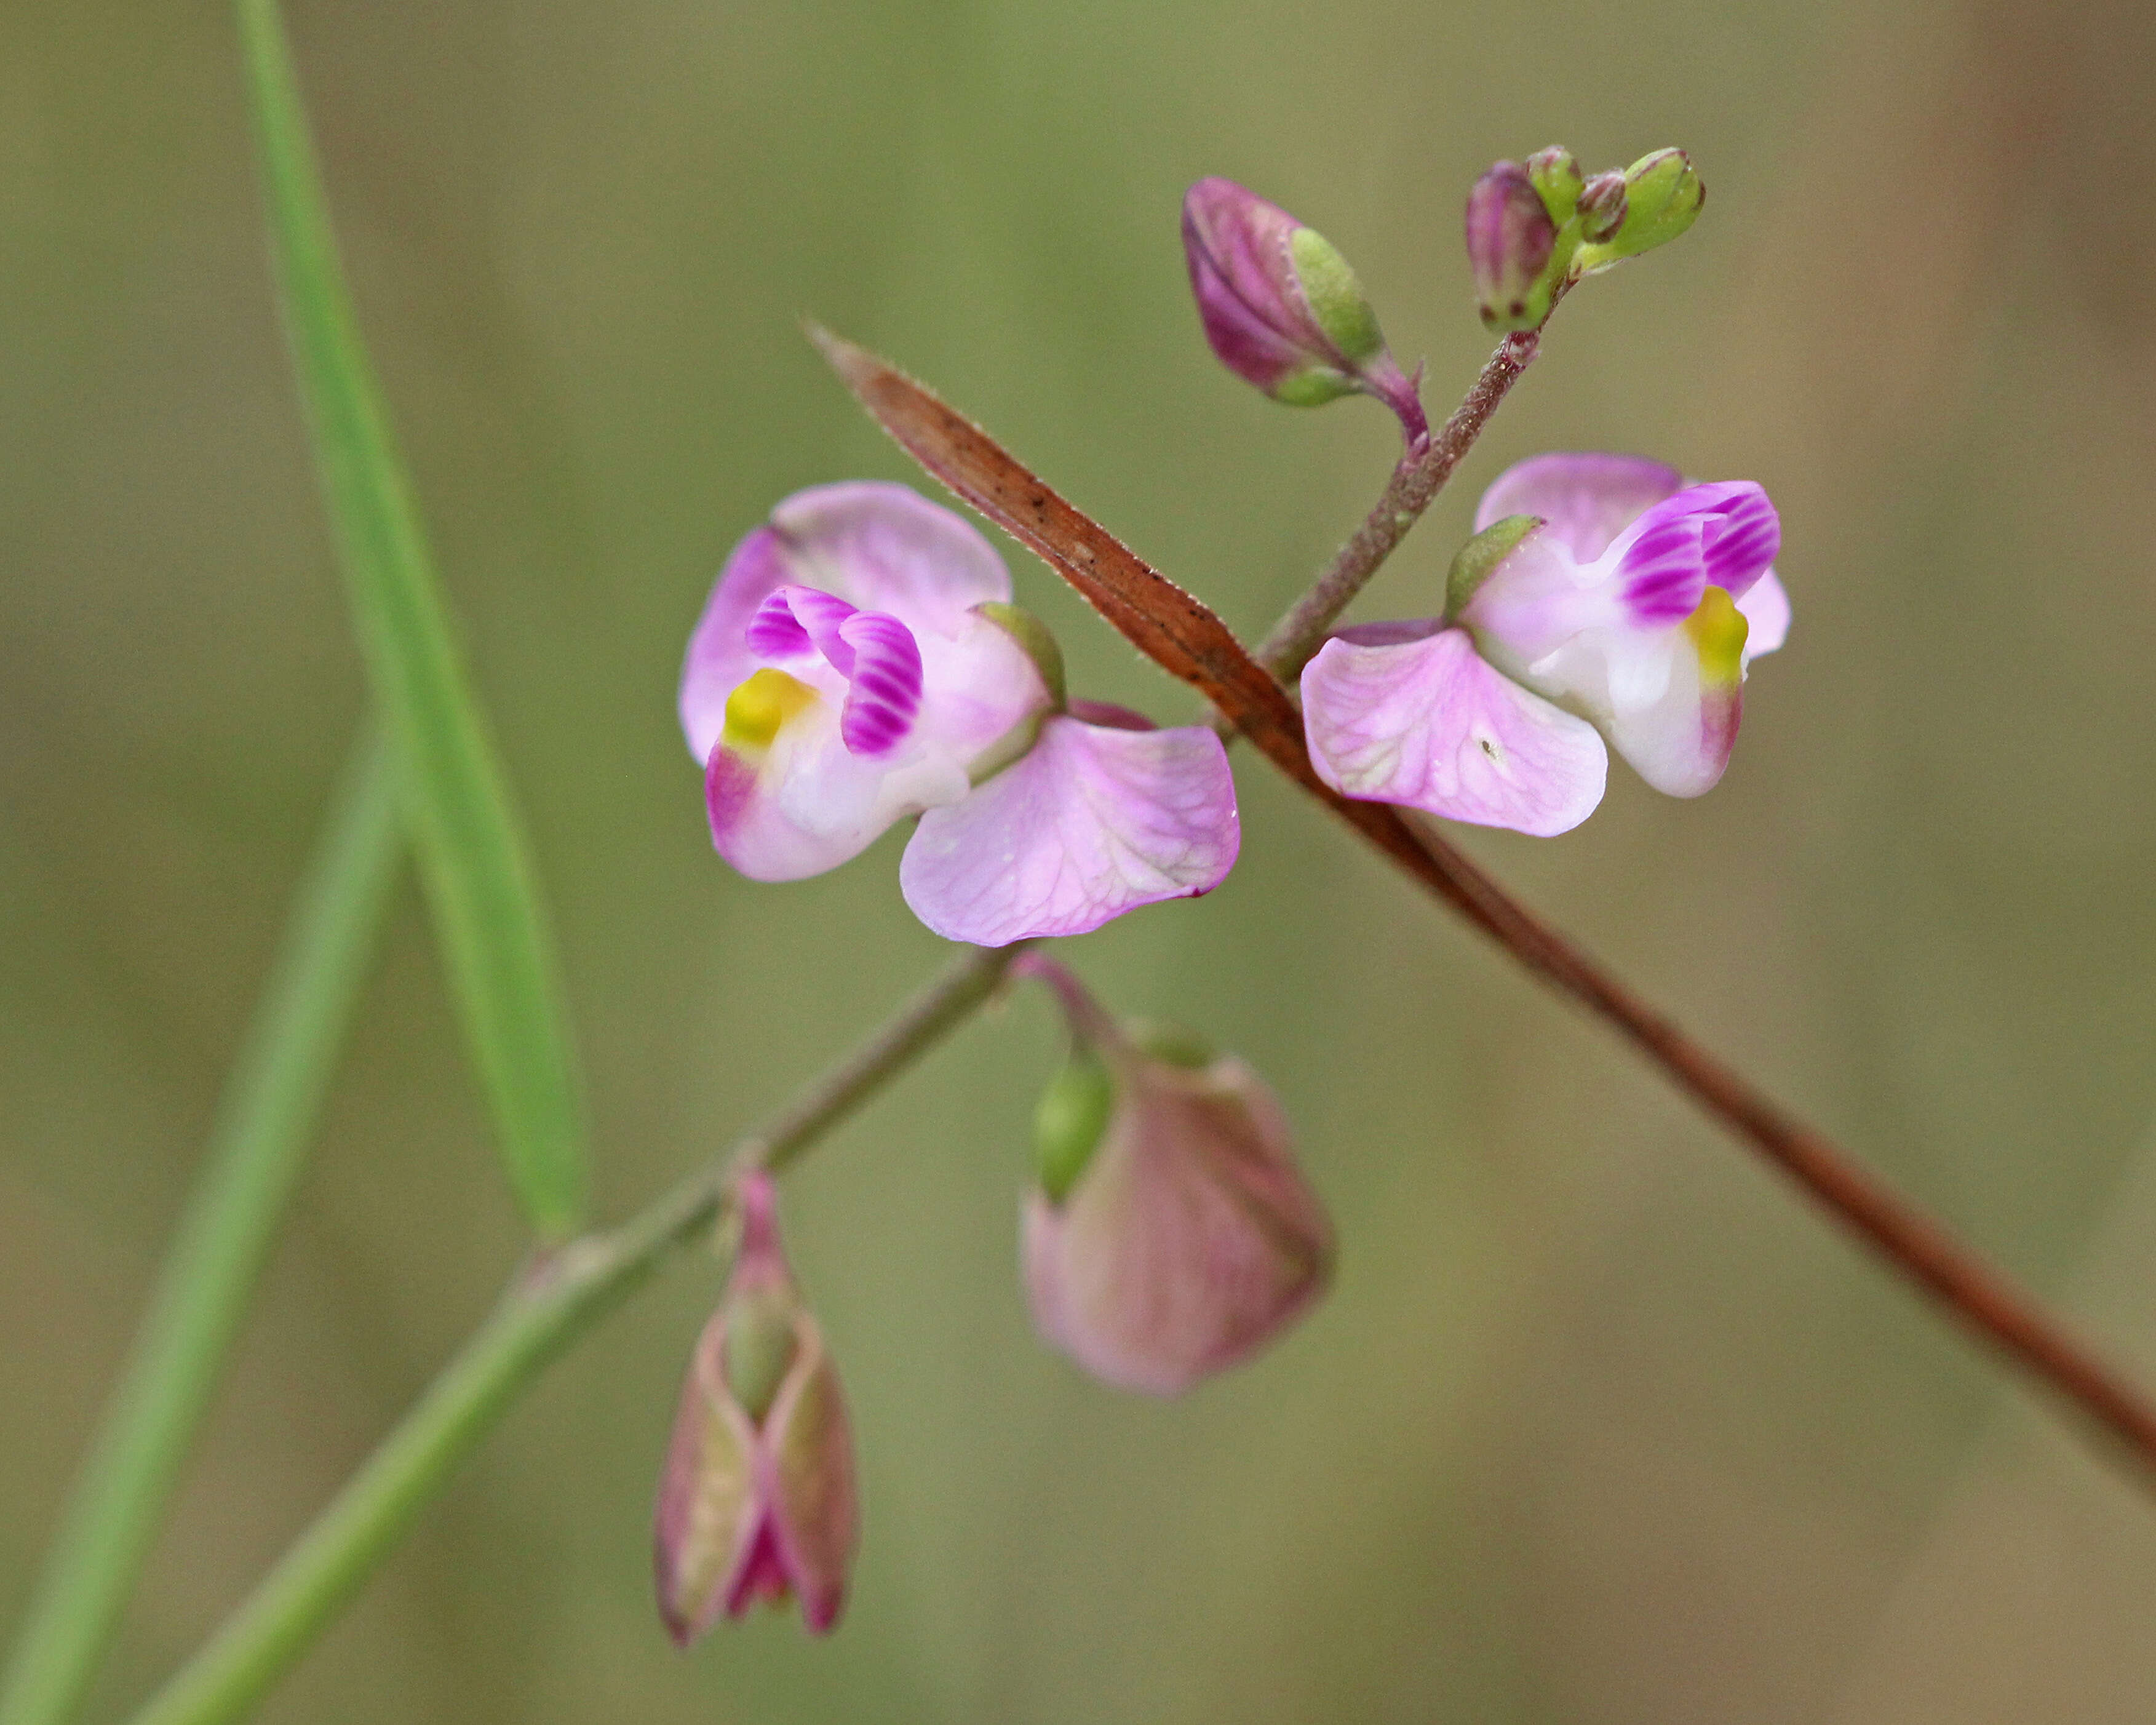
top-left (0, 723), bottom-right (402, 1725)
top-left (234, 0), bottom-right (589, 1235)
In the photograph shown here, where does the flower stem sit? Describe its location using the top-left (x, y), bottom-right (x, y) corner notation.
top-left (1252, 327), bottom-right (1541, 681)
top-left (121, 942), bottom-right (1020, 1725)
top-left (0, 723), bottom-right (402, 1725)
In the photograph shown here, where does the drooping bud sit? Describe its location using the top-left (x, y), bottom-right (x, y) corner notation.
top-left (1465, 161), bottom-right (1563, 333)
top-left (1575, 170), bottom-right (1628, 244)
top-left (654, 1172), bottom-right (858, 1641)
top-left (1182, 177), bottom-right (1427, 443)
top-left (1016, 955), bottom-right (1334, 1396)
top-left (1573, 148), bottom-right (1705, 274)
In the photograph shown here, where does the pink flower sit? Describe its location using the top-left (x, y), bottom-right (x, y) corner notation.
top-left (1018, 956), bottom-right (1334, 1395)
top-left (1182, 177), bottom-right (1426, 443)
top-left (654, 1173), bottom-right (858, 1639)
top-left (1301, 453), bottom-right (1789, 834)
top-left (682, 483), bottom-right (1239, 945)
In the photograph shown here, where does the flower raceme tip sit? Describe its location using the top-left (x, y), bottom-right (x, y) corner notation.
top-left (1468, 147), bottom-right (1706, 332)
top-left (1301, 453), bottom-right (1789, 834)
top-left (654, 1172), bottom-right (859, 1640)
top-left (681, 483), bottom-right (1241, 946)
top-left (1182, 177), bottom-right (1428, 444)
top-left (1018, 956), bottom-right (1334, 1396)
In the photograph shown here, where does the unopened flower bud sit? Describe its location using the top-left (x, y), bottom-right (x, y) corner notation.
top-left (1182, 177), bottom-right (1427, 442)
top-left (1524, 146), bottom-right (1583, 225)
top-left (1575, 148), bottom-right (1705, 274)
top-left (1016, 956), bottom-right (1334, 1396)
top-left (654, 1172), bottom-right (858, 1641)
top-left (1575, 170), bottom-right (1628, 244)
top-left (1465, 161), bottom-right (1562, 333)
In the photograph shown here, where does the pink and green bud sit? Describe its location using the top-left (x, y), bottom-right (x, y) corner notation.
top-left (1301, 452), bottom-right (1789, 832)
top-left (1465, 160), bottom-right (1562, 333)
top-left (1574, 170), bottom-right (1629, 244)
top-left (1181, 177), bottom-right (1427, 443)
top-left (1573, 149), bottom-right (1705, 274)
top-left (654, 1173), bottom-right (859, 1641)
top-left (1017, 957), bottom-right (1334, 1396)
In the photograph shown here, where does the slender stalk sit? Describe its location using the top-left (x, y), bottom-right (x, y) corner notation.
top-left (1393, 810), bottom-right (2156, 1470)
top-left (123, 942), bottom-right (1019, 1725)
top-left (1252, 327), bottom-right (1541, 680)
top-left (0, 725), bottom-right (402, 1725)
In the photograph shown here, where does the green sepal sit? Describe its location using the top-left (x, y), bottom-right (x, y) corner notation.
top-left (966, 602), bottom-right (1065, 786)
top-left (1035, 1043), bottom-right (1116, 1205)
top-left (1288, 226), bottom-right (1385, 365)
top-left (1268, 365), bottom-right (1362, 408)
top-left (1526, 146), bottom-right (1584, 225)
top-left (1126, 1021), bottom-right (1218, 1070)
top-left (1446, 514), bottom-right (1543, 618)
top-left (974, 601), bottom-right (1067, 709)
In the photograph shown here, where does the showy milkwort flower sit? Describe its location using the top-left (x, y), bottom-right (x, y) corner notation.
top-left (1018, 955), bottom-right (1334, 1395)
top-left (1182, 177), bottom-right (1428, 444)
top-left (1301, 453), bottom-right (1791, 834)
top-left (654, 1172), bottom-right (858, 1639)
top-left (681, 482), bottom-right (1239, 946)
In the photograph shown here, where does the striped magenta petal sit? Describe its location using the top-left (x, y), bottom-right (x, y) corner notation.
top-left (746, 585), bottom-right (925, 758)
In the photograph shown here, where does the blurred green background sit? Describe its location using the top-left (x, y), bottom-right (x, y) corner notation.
top-left (7, 0), bottom-right (2156, 1719)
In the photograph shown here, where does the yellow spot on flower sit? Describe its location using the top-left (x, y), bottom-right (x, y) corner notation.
top-left (722, 668), bottom-right (817, 752)
top-left (1683, 587), bottom-right (1749, 689)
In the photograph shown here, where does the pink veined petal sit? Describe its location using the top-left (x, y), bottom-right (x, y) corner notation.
top-left (1737, 568), bottom-right (1791, 661)
top-left (1612, 513), bottom-right (1708, 626)
top-left (899, 717), bottom-right (1240, 945)
top-left (682, 482), bottom-right (1012, 760)
top-left (1455, 520), bottom-right (1621, 669)
top-left (770, 481), bottom-right (1011, 633)
top-left (1300, 627), bottom-right (1607, 837)
top-left (1474, 452), bottom-right (1685, 561)
top-left (747, 584), bottom-right (861, 671)
top-left (835, 609), bottom-right (923, 756)
top-left (1612, 479), bottom-right (1778, 601)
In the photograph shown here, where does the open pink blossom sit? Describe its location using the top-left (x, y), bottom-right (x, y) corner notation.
top-left (1301, 453), bottom-right (1788, 832)
top-left (682, 483), bottom-right (1239, 944)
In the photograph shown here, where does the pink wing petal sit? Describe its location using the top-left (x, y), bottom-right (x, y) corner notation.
top-left (1300, 626), bottom-right (1607, 836)
top-left (1473, 452), bottom-right (1685, 561)
top-left (899, 717), bottom-right (1240, 945)
top-left (1737, 568), bottom-right (1791, 661)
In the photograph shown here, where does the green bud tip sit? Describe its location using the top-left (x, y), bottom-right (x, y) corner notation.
top-left (1446, 514), bottom-right (1542, 618)
top-left (1287, 226), bottom-right (1385, 366)
top-left (1526, 146), bottom-right (1584, 225)
top-left (1035, 1043), bottom-right (1116, 1205)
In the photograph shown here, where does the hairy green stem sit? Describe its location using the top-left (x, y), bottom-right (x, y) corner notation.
top-left (124, 942), bottom-right (1020, 1725)
top-left (0, 725), bottom-right (402, 1725)
top-left (1251, 327), bottom-right (1542, 682)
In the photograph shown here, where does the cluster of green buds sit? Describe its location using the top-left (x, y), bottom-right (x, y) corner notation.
top-left (1466, 146), bottom-right (1705, 332)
